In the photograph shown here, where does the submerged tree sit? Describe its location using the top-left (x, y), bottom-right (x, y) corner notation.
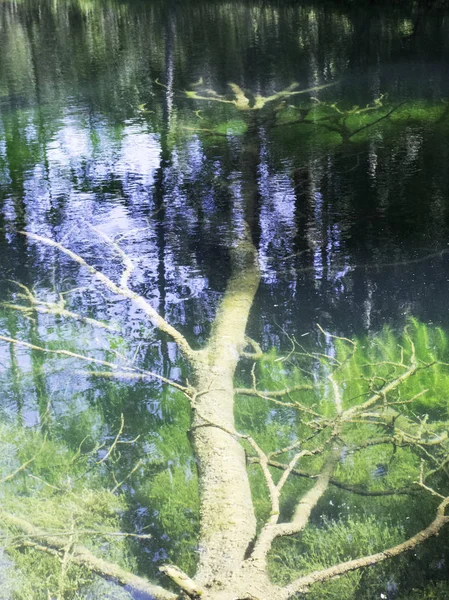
top-left (2, 68), bottom-right (449, 600)
top-left (1, 176), bottom-right (449, 598)
top-left (1, 223), bottom-right (449, 599)
top-left (3, 0), bottom-right (449, 595)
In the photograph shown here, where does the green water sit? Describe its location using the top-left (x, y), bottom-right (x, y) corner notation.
top-left (0, 0), bottom-right (449, 598)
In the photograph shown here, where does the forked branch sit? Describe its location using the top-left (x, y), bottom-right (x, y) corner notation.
top-left (251, 449), bottom-right (340, 563)
top-left (185, 81), bottom-right (337, 111)
top-left (19, 231), bottom-right (196, 361)
top-left (2, 281), bottom-right (120, 332)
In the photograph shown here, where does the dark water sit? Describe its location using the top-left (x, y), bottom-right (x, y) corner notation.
top-left (1, 0), bottom-right (449, 597)
top-left (1, 0), bottom-right (449, 341)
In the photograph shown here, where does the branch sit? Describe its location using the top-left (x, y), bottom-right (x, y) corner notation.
top-left (244, 435), bottom-right (280, 522)
top-left (97, 413), bottom-right (125, 465)
top-left (0, 433), bottom-right (47, 486)
top-left (185, 81), bottom-right (338, 111)
top-left (19, 231), bottom-right (195, 362)
top-left (282, 497), bottom-right (449, 598)
top-left (328, 373), bottom-right (343, 416)
top-left (111, 459), bottom-right (143, 493)
top-left (235, 384), bottom-right (313, 398)
top-left (1, 456), bottom-right (38, 485)
top-left (240, 335), bottom-right (264, 359)
top-left (343, 360), bottom-right (419, 420)
top-left (0, 335), bottom-right (189, 393)
top-left (253, 458), bottom-right (415, 497)
top-left (2, 281), bottom-right (121, 332)
top-left (159, 565), bottom-right (204, 598)
top-left (348, 102), bottom-right (405, 140)
top-left (251, 449), bottom-right (340, 562)
top-left (0, 509), bottom-right (177, 600)
top-left (253, 82), bottom-right (338, 110)
top-left (236, 362), bottom-right (316, 413)
top-left (3, 301), bottom-right (120, 331)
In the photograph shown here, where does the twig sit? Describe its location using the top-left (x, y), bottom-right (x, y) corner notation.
top-left (241, 335), bottom-right (264, 359)
top-left (250, 458), bottom-right (415, 497)
top-left (2, 302), bottom-right (120, 332)
top-left (159, 564), bottom-right (205, 598)
top-left (0, 437), bottom-right (46, 485)
top-left (251, 449), bottom-right (340, 563)
top-left (111, 459), bottom-right (143, 493)
top-left (235, 384), bottom-right (314, 398)
top-left (97, 414), bottom-right (124, 465)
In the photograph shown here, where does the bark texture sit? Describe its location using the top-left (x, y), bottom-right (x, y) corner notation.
top-left (191, 233), bottom-right (260, 590)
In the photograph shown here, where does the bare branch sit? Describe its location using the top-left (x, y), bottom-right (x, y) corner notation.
top-left (0, 459), bottom-right (35, 485)
top-left (235, 384), bottom-right (313, 398)
top-left (97, 414), bottom-right (125, 466)
top-left (2, 281), bottom-right (122, 333)
top-left (253, 458), bottom-right (415, 497)
top-left (343, 361), bottom-right (419, 420)
top-left (245, 435), bottom-right (280, 522)
top-left (0, 528), bottom-right (152, 542)
top-left (0, 509), bottom-right (177, 600)
top-left (3, 301), bottom-right (120, 332)
top-left (251, 449), bottom-right (340, 563)
top-left (185, 81), bottom-right (337, 111)
top-left (91, 227), bottom-right (137, 292)
top-left (0, 335), bottom-right (189, 393)
top-left (236, 365), bottom-right (316, 415)
top-left (111, 459), bottom-right (143, 493)
top-left (416, 461), bottom-right (447, 500)
top-left (0, 436), bottom-right (47, 485)
top-left (328, 373), bottom-right (343, 416)
top-left (240, 335), bottom-right (264, 359)
top-left (1, 454), bottom-right (38, 486)
top-left (252, 82), bottom-right (338, 110)
top-left (316, 324), bottom-right (356, 346)
top-left (348, 102), bottom-right (406, 140)
top-left (159, 564), bottom-right (204, 598)
top-left (282, 498), bottom-right (449, 598)
top-left (19, 231), bottom-right (195, 361)
top-left (276, 449), bottom-right (314, 494)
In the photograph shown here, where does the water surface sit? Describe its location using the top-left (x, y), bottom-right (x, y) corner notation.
top-left (1, 0), bottom-right (449, 597)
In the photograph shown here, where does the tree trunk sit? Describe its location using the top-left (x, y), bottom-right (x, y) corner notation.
top-left (190, 233), bottom-right (260, 591)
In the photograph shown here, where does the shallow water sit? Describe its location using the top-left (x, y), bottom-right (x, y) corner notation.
top-left (1, 0), bottom-right (449, 597)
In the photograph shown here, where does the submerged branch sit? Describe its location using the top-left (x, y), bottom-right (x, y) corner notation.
top-left (282, 498), bottom-right (449, 598)
top-left (343, 360), bottom-right (419, 419)
top-left (159, 565), bottom-right (204, 598)
top-left (235, 384), bottom-right (313, 398)
top-left (0, 335), bottom-right (189, 393)
top-left (251, 450), bottom-right (340, 562)
top-left (2, 302), bottom-right (121, 332)
top-left (185, 81), bottom-right (338, 111)
top-left (0, 453), bottom-right (41, 485)
top-left (0, 509), bottom-right (177, 600)
top-left (19, 231), bottom-right (195, 361)
top-left (240, 335), bottom-right (264, 359)
top-left (252, 458), bottom-right (415, 497)
top-left (2, 281), bottom-right (122, 333)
